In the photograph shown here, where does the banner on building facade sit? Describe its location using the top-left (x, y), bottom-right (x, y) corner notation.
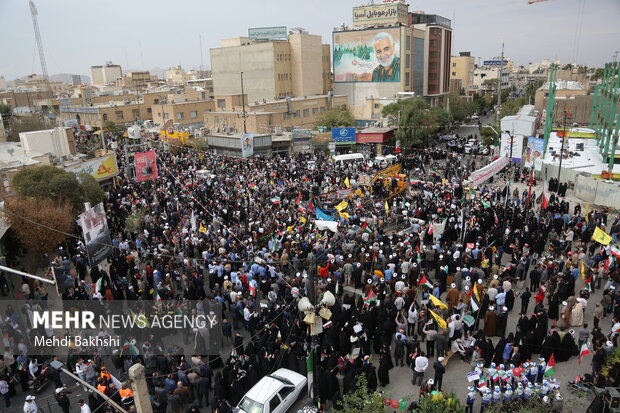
top-left (134, 151), bottom-right (159, 182)
top-left (524, 137), bottom-right (544, 171)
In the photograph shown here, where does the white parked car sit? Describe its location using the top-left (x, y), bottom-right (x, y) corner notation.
top-left (236, 368), bottom-right (307, 413)
top-left (464, 144), bottom-right (473, 154)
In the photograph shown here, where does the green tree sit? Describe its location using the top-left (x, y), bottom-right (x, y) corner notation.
top-left (334, 374), bottom-right (386, 413)
top-left (0, 103), bottom-right (11, 117)
top-left (591, 67), bottom-right (605, 81)
top-left (445, 92), bottom-right (476, 122)
top-left (5, 196), bottom-right (74, 255)
top-left (383, 98), bottom-right (451, 148)
top-left (103, 120), bottom-right (126, 134)
top-left (315, 107), bottom-right (356, 128)
top-left (12, 165), bottom-right (104, 211)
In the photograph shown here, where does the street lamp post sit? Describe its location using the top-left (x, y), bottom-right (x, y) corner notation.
top-left (557, 110), bottom-right (568, 183)
top-left (240, 72), bottom-right (247, 134)
top-left (505, 131), bottom-right (514, 207)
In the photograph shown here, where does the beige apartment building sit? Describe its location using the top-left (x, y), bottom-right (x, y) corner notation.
top-left (210, 33), bottom-right (331, 104)
top-left (450, 52), bottom-right (475, 95)
top-left (91, 62), bottom-right (123, 85)
top-left (204, 94), bottom-right (347, 134)
top-left (151, 100), bottom-right (215, 127)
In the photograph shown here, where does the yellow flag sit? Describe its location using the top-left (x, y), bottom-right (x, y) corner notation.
top-left (580, 261), bottom-right (586, 280)
top-left (585, 203), bottom-right (590, 222)
top-left (385, 201), bottom-right (389, 213)
top-left (355, 189), bottom-right (365, 198)
top-left (199, 223), bottom-right (207, 234)
top-left (339, 212), bottom-right (350, 219)
top-left (592, 227), bottom-right (612, 245)
top-left (335, 201), bottom-right (348, 212)
top-left (300, 216), bottom-right (307, 223)
top-left (429, 309), bottom-right (447, 329)
top-left (287, 225), bottom-right (295, 233)
top-left (344, 177), bottom-right (350, 188)
top-left (428, 294), bottom-right (448, 309)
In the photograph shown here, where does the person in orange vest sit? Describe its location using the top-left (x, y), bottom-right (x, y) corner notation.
top-left (99, 366), bottom-right (111, 383)
top-left (119, 384), bottom-right (134, 408)
top-left (96, 378), bottom-right (109, 396)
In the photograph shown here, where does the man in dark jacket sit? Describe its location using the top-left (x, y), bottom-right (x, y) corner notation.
top-left (433, 357), bottom-right (446, 391)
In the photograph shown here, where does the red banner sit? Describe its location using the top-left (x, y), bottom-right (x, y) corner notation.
top-left (134, 151), bottom-right (158, 182)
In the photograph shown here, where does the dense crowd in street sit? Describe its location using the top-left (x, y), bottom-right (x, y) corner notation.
top-left (3, 135), bottom-right (620, 413)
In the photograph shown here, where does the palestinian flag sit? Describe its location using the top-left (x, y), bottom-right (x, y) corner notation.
top-left (155, 291), bottom-right (163, 307)
top-left (544, 354), bottom-right (556, 377)
top-left (249, 183), bottom-right (257, 190)
top-left (295, 192), bottom-right (302, 205)
top-left (417, 274), bottom-right (433, 289)
top-left (94, 277), bottom-right (104, 294)
top-left (584, 273), bottom-right (593, 291)
top-left (361, 222), bottom-right (372, 234)
top-left (307, 198), bottom-right (315, 213)
top-left (579, 343), bottom-right (590, 364)
top-left (363, 289), bottom-right (377, 306)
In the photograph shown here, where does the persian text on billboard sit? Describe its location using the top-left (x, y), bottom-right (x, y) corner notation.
top-left (134, 151), bottom-right (159, 182)
top-left (334, 28), bottom-right (401, 83)
top-left (248, 26), bottom-right (287, 41)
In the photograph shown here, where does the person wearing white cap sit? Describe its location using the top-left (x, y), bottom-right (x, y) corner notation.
top-left (23, 395), bottom-right (37, 413)
top-left (446, 283), bottom-right (459, 310)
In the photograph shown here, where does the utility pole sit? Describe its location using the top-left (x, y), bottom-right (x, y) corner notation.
top-left (505, 131), bottom-right (514, 207)
top-left (240, 72), bottom-right (247, 134)
top-left (308, 255), bottom-right (318, 404)
top-left (557, 110), bottom-right (568, 183)
top-left (495, 40), bottom-right (505, 128)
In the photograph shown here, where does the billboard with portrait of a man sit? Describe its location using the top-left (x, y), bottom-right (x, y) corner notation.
top-left (333, 28), bottom-right (401, 83)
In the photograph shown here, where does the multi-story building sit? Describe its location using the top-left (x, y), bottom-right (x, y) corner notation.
top-left (450, 52), bottom-right (475, 95)
top-left (210, 32), bottom-right (331, 104)
top-left (0, 77), bottom-right (6, 91)
top-left (408, 11), bottom-right (452, 106)
top-left (0, 90), bottom-right (54, 112)
top-left (471, 65), bottom-right (510, 94)
top-left (120, 72), bottom-right (157, 89)
top-left (151, 100), bottom-right (215, 129)
top-left (204, 94), bottom-right (347, 134)
top-left (91, 62), bottom-right (123, 85)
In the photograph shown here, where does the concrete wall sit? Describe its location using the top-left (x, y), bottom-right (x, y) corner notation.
top-left (19, 128), bottom-right (74, 157)
top-left (211, 42), bottom-right (289, 103)
top-left (573, 174), bottom-right (620, 209)
top-left (289, 33), bottom-right (323, 98)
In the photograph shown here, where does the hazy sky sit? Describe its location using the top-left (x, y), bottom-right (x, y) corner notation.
top-left (1, 0), bottom-right (618, 80)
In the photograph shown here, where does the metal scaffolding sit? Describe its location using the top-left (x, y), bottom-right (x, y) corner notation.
top-left (590, 61), bottom-right (620, 176)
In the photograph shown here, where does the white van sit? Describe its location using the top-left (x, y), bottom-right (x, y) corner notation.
top-left (372, 154), bottom-right (397, 168)
top-left (334, 153), bottom-right (365, 166)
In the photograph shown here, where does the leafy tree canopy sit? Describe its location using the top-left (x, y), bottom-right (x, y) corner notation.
top-left (382, 98), bottom-right (452, 148)
top-left (315, 107), bottom-right (356, 129)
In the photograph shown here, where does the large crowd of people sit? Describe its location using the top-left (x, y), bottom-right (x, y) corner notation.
top-left (2, 134), bottom-right (620, 413)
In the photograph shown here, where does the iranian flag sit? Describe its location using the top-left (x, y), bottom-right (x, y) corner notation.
top-left (295, 192), bottom-right (302, 205)
top-left (579, 343), bottom-right (591, 364)
top-left (542, 192), bottom-right (549, 210)
top-left (417, 274), bottom-right (433, 289)
top-left (271, 196), bottom-right (281, 204)
top-left (544, 354), bottom-right (556, 377)
top-left (306, 351), bottom-right (314, 399)
top-left (611, 246), bottom-right (620, 259)
top-left (123, 340), bottom-right (139, 356)
top-left (363, 289), bottom-right (377, 306)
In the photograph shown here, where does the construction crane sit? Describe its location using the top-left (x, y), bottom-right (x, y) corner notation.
top-left (528, 0), bottom-right (549, 4)
top-left (28, 0), bottom-right (51, 93)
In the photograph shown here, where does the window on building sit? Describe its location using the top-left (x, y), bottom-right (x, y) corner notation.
top-left (154, 99), bottom-right (159, 104)
top-left (147, 108), bottom-right (152, 113)
top-left (176, 112), bottom-right (184, 120)
top-left (430, 28), bottom-right (440, 36)
top-left (132, 109), bottom-right (140, 119)
top-left (405, 54), bottom-right (411, 69)
top-left (303, 109), bottom-right (309, 117)
top-left (283, 112), bottom-right (290, 120)
top-left (374, 103), bottom-right (380, 109)
top-left (452, 72), bottom-right (456, 76)
top-left (452, 62), bottom-right (457, 67)
top-left (115, 110), bottom-right (124, 120)
top-left (163, 113), bottom-right (169, 119)
top-left (102, 114), bottom-right (108, 121)
top-left (429, 51), bottom-right (439, 59)
top-left (429, 73), bottom-right (438, 80)
top-left (204, 109), bottom-right (211, 114)
top-left (217, 99), bottom-right (226, 109)
top-left (405, 72), bottom-right (410, 87)
top-left (429, 62), bottom-right (438, 70)
top-left (190, 111), bottom-right (198, 118)
top-left (320, 107), bottom-right (326, 112)
top-left (312, 107), bottom-right (318, 115)
top-left (429, 84), bottom-right (438, 93)
top-left (294, 110), bottom-right (300, 118)
top-left (430, 39), bottom-right (439, 48)
top-left (405, 35), bottom-right (411, 50)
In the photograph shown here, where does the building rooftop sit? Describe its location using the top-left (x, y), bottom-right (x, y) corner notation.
top-left (541, 80), bottom-right (586, 91)
top-left (0, 142), bottom-right (46, 170)
top-left (543, 132), bottom-right (620, 175)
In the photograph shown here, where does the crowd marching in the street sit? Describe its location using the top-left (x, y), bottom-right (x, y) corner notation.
top-left (2, 132), bottom-right (620, 413)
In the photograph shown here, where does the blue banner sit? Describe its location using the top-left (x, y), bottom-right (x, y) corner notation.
top-left (316, 209), bottom-right (336, 221)
top-left (332, 128), bottom-right (357, 143)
